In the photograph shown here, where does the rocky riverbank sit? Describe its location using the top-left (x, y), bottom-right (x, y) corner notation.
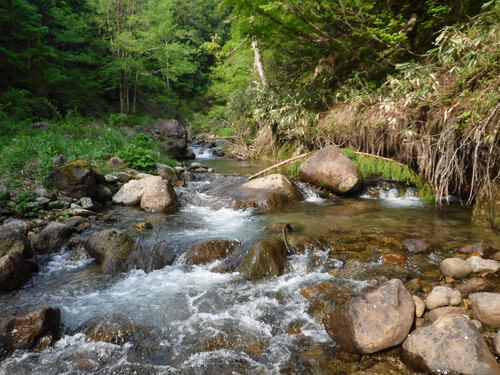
top-left (0, 146), bottom-right (499, 374)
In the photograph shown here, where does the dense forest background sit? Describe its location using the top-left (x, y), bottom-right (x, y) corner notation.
top-left (0, 0), bottom-right (499, 226)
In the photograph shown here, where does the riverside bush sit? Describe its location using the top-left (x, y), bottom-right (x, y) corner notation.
top-left (0, 116), bottom-right (176, 185)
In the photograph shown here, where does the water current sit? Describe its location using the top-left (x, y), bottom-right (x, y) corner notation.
top-left (0, 148), bottom-right (498, 374)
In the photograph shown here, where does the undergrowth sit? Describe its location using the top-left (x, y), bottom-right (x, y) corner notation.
top-left (0, 114), bottom-right (176, 186)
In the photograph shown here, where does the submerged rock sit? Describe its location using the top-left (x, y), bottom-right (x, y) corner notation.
top-left (77, 314), bottom-right (137, 345)
top-left (323, 279), bottom-right (414, 354)
top-left (184, 239), bottom-right (240, 265)
top-left (0, 307), bottom-right (61, 360)
top-left (402, 238), bottom-right (430, 254)
top-left (84, 229), bottom-right (135, 273)
top-left (469, 292), bottom-right (500, 328)
top-left (0, 253), bottom-right (31, 293)
top-left (402, 314), bottom-right (500, 375)
top-left (299, 145), bottom-right (363, 195)
top-left (236, 239), bottom-right (287, 279)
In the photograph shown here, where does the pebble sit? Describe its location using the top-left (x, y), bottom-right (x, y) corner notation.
top-left (466, 256), bottom-right (500, 273)
top-left (425, 285), bottom-right (462, 310)
top-left (440, 257), bottom-right (472, 279)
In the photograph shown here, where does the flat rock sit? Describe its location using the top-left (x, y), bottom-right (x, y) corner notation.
top-left (402, 314), bottom-right (500, 375)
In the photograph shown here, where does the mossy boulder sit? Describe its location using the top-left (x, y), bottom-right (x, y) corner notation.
top-left (54, 159), bottom-right (96, 199)
top-left (84, 229), bottom-right (135, 273)
top-left (472, 181), bottom-right (500, 229)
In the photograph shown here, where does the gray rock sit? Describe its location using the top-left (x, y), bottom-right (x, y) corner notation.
top-left (104, 174), bottom-right (119, 183)
top-left (466, 256), bottom-right (500, 273)
top-left (34, 186), bottom-right (56, 201)
top-left (156, 163), bottom-right (178, 182)
top-left (440, 257), bottom-right (472, 279)
top-left (323, 279), bottom-right (414, 354)
top-left (31, 222), bottom-right (72, 254)
top-left (402, 314), bottom-right (500, 375)
top-left (456, 277), bottom-right (487, 297)
top-left (94, 185), bottom-right (113, 203)
top-left (149, 119), bottom-right (194, 160)
top-left (425, 285), bottom-right (461, 310)
top-left (0, 253), bottom-right (31, 293)
top-left (0, 218), bottom-right (32, 235)
top-left (0, 185), bottom-right (11, 201)
top-left (80, 197), bottom-right (94, 210)
top-left (84, 229), bottom-right (135, 273)
top-left (469, 293), bottom-right (500, 328)
top-left (299, 145), bottom-right (363, 195)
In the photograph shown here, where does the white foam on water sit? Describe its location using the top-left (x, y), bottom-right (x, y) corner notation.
top-left (362, 187), bottom-right (424, 208)
top-left (37, 251), bottom-right (93, 278)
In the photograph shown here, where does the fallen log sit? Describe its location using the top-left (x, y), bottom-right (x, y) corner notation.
top-left (246, 152), bottom-right (313, 181)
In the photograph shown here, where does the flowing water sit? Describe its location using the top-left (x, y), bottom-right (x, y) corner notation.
top-left (1, 151), bottom-right (498, 375)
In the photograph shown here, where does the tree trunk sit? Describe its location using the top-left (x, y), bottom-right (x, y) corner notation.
top-left (251, 36), bottom-right (269, 90)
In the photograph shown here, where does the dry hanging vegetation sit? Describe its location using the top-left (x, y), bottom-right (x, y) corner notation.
top-left (254, 6), bottom-right (498, 227)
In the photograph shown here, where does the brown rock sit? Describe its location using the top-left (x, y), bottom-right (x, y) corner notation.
top-left (237, 174), bottom-right (303, 209)
top-left (323, 279), bottom-right (414, 354)
top-left (84, 229), bottom-right (135, 273)
top-left (184, 240), bottom-right (240, 265)
top-left (0, 228), bottom-right (31, 258)
top-left (403, 239), bottom-right (430, 254)
top-left (236, 239), bottom-right (287, 279)
top-left (78, 314), bottom-right (136, 345)
top-left (469, 293), bottom-right (500, 328)
top-left (139, 178), bottom-right (179, 213)
top-left (382, 253), bottom-right (407, 266)
top-left (0, 308), bottom-right (60, 359)
top-left (31, 222), bottom-right (72, 254)
top-left (299, 145), bottom-right (363, 194)
top-left (456, 277), bottom-right (487, 297)
top-left (0, 253), bottom-right (31, 293)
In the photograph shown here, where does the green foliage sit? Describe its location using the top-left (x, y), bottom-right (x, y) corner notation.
top-left (11, 191), bottom-right (42, 218)
top-left (341, 148), bottom-right (434, 201)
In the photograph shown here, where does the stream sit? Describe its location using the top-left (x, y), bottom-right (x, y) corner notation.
top-left (0, 148), bottom-right (499, 375)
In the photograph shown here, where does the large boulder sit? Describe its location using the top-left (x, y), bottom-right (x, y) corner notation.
top-left (323, 279), bottom-right (414, 354)
top-left (149, 119), bottom-right (195, 160)
top-left (184, 240), bottom-right (240, 265)
top-left (235, 239), bottom-right (287, 279)
top-left (140, 177), bottom-right (179, 213)
top-left (113, 176), bottom-right (179, 213)
top-left (469, 292), bottom-right (500, 328)
top-left (402, 314), bottom-right (500, 375)
top-left (0, 228), bottom-right (31, 258)
top-left (54, 159), bottom-right (96, 199)
top-left (236, 174), bottom-right (303, 209)
top-left (31, 222), bottom-right (72, 254)
top-left (299, 145), bottom-right (363, 195)
top-left (0, 253), bottom-right (31, 293)
top-left (0, 307), bottom-right (61, 359)
top-left (84, 229), bottom-right (135, 273)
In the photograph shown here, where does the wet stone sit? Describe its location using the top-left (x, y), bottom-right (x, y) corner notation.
top-left (402, 239), bottom-right (430, 254)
